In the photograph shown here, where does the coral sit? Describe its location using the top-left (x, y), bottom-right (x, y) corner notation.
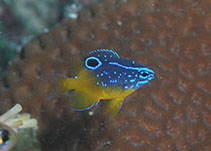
top-left (0, 0), bottom-right (99, 75)
top-left (0, 0), bottom-right (210, 151)
top-left (0, 0), bottom-right (71, 75)
top-left (0, 104), bottom-right (40, 151)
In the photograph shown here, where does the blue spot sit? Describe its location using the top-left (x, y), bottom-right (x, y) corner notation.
top-left (123, 72), bottom-right (127, 75)
top-left (96, 82), bottom-right (99, 85)
top-left (74, 75), bottom-right (78, 79)
top-left (114, 71), bottom-right (117, 74)
top-left (132, 60), bottom-right (135, 64)
top-left (104, 55), bottom-right (107, 58)
top-left (128, 75), bottom-right (132, 78)
top-left (101, 81), bottom-right (107, 87)
top-left (85, 56), bottom-right (102, 70)
top-left (101, 73), bottom-right (104, 76)
top-left (135, 74), bottom-right (138, 77)
top-left (124, 86), bottom-right (129, 89)
top-left (108, 76), bottom-right (111, 79)
top-left (130, 85), bottom-right (134, 88)
top-left (97, 74), bottom-right (99, 77)
top-left (105, 59), bottom-right (107, 61)
top-left (103, 71), bottom-right (108, 74)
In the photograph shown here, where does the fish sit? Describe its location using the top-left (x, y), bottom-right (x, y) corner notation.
top-left (47, 49), bottom-right (155, 117)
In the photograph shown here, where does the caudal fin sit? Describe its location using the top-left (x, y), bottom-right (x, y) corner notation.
top-left (41, 72), bottom-right (70, 101)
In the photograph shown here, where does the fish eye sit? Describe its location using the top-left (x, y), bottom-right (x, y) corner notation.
top-left (85, 57), bottom-right (102, 70)
top-left (139, 70), bottom-right (149, 79)
top-left (141, 72), bottom-right (148, 77)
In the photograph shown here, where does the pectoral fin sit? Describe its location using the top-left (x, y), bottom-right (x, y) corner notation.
top-left (70, 90), bottom-right (100, 111)
top-left (105, 98), bottom-right (124, 118)
top-left (70, 58), bottom-right (84, 76)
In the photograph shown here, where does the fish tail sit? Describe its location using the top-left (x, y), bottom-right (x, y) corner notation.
top-left (42, 72), bottom-right (74, 101)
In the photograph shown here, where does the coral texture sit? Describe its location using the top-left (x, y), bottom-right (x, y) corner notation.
top-left (0, 0), bottom-right (210, 151)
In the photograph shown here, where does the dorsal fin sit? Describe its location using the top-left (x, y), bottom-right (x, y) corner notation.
top-left (87, 49), bottom-right (120, 58)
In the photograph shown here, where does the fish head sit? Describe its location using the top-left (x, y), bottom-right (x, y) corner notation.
top-left (83, 49), bottom-right (154, 89)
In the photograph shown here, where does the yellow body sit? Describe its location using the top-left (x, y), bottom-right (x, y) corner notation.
top-left (57, 68), bottom-right (135, 117)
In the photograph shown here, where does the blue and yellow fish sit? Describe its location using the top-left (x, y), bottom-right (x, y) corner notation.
top-left (48, 49), bottom-right (155, 117)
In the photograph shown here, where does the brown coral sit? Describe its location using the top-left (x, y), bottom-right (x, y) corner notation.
top-left (0, 0), bottom-right (211, 150)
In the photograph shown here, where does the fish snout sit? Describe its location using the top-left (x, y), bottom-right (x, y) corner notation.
top-left (147, 73), bottom-right (154, 81)
top-left (139, 68), bottom-right (155, 81)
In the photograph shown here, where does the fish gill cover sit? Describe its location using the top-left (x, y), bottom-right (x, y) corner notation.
top-left (0, 0), bottom-right (210, 151)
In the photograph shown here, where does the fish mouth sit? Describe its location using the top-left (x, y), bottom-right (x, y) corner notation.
top-left (147, 74), bottom-right (154, 81)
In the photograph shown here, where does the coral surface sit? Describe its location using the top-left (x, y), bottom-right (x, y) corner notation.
top-left (0, 0), bottom-right (210, 150)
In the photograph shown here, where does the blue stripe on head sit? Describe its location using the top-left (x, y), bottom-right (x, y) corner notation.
top-left (107, 60), bottom-right (154, 89)
top-left (130, 78), bottom-right (136, 82)
top-left (136, 80), bottom-right (149, 87)
top-left (109, 62), bottom-right (152, 72)
top-left (140, 68), bottom-right (155, 74)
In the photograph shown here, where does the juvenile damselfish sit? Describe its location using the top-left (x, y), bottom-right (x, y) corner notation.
top-left (48, 49), bottom-right (155, 117)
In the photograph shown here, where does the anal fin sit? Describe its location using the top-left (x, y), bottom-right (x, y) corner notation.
top-left (105, 98), bottom-right (124, 118)
top-left (70, 90), bottom-right (99, 111)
